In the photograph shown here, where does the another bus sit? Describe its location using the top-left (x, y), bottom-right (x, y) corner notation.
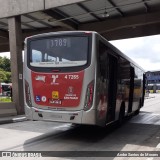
top-left (146, 83), bottom-right (160, 93)
top-left (0, 83), bottom-right (12, 96)
top-left (24, 31), bottom-right (145, 127)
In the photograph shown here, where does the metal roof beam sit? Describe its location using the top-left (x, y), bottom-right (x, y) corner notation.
top-left (43, 9), bottom-right (78, 29)
top-left (21, 22), bottom-right (37, 30)
top-left (0, 20), bottom-right (36, 30)
top-left (102, 22), bottom-right (160, 40)
top-left (108, 0), bottom-right (124, 17)
top-left (77, 3), bottom-right (101, 21)
top-left (79, 11), bottom-right (160, 34)
top-left (142, 0), bottom-right (149, 12)
top-left (0, 21), bottom-right (7, 27)
top-left (24, 14), bottom-right (53, 28)
top-left (22, 27), bottom-right (71, 40)
top-left (54, 9), bottom-right (80, 24)
top-left (0, 29), bottom-right (8, 39)
top-left (0, 44), bottom-right (9, 52)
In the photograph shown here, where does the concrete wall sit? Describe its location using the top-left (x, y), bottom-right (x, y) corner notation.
top-left (0, 0), bottom-right (44, 18)
top-left (45, 0), bottom-right (87, 9)
top-left (0, 0), bottom-right (87, 19)
top-left (0, 103), bottom-right (17, 117)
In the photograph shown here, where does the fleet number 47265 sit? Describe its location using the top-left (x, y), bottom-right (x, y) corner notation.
top-left (64, 75), bottom-right (79, 79)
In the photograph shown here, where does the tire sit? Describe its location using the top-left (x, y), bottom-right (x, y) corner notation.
top-left (71, 123), bottom-right (80, 127)
top-left (135, 99), bottom-right (141, 115)
top-left (118, 105), bottom-right (125, 126)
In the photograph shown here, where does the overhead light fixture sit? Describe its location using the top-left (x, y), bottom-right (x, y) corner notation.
top-left (102, 10), bottom-right (109, 18)
top-left (102, 0), bottom-right (109, 18)
top-left (48, 18), bottom-right (54, 22)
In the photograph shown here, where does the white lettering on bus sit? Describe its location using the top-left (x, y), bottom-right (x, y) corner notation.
top-left (52, 75), bottom-right (58, 83)
top-left (64, 75), bottom-right (79, 80)
top-left (64, 97), bottom-right (78, 100)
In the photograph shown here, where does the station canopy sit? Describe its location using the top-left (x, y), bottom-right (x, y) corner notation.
top-left (0, 0), bottom-right (160, 52)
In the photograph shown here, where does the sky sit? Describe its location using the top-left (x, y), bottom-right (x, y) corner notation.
top-left (1, 34), bottom-right (160, 72)
top-left (0, 52), bottom-right (10, 59)
top-left (110, 34), bottom-right (160, 72)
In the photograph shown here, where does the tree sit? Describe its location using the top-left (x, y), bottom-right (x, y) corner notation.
top-left (5, 72), bottom-right (11, 83)
top-left (0, 56), bottom-right (11, 72)
top-left (3, 57), bottom-right (11, 72)
top-left (0, 70), bottom-right (7, 83)
top-left (0, 56), bottom-right (11, 83)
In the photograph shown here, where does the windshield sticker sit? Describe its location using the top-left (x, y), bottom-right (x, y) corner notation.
top-left (30, 61), bottom-right (87, 67)
top-left (35, 95), bottom-right (41, 102)
top-left (52, 91), bottom-right (59, 99)
top-left (41, 96), bottom-right (47, 102)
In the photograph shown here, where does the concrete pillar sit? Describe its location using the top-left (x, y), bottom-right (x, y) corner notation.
top-left (8, 16), bottom-right (24, 115)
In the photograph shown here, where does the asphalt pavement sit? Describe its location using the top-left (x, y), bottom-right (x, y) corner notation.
top-left (0, 93), bottom-right (160, 160)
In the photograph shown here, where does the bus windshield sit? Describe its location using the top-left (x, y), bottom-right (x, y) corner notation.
top-left (29, 36), bottom-right (89, 67)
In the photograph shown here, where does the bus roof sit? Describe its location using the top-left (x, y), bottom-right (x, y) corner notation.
top-left (25, 31), bottom-right (96, 41)
top-left (25, 31), bottom-right (145, 72)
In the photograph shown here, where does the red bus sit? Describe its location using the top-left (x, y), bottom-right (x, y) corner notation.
top-left (24, 31), bottom-right (145, 127)
top-left (0, 83), bottom-right (12, 96)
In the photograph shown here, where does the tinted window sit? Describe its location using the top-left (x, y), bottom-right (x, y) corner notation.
top-left (29, 36), bottom-right (88, 68)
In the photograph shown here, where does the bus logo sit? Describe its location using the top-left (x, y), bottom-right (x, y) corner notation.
top-left (68, 86), bottom-right (74, 94)
top-left (35, 95), bottom-right (41, 102)
top-left (52, 75), bottom-right (58, 84)
top-left (52, 91), bottom-right (59, 99)
top-left (35, 75), bottom-right (45, 82)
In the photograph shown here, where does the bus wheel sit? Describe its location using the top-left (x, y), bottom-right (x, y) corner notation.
top-left (71, 123), bottom-right (80, 127)
top-left (118, 105), bottom-right (125, 126)
top-left (135, 99), bottom-right (141, 115)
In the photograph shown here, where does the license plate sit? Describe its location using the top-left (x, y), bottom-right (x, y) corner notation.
top-left (51, 114), bottom-right (62, 119)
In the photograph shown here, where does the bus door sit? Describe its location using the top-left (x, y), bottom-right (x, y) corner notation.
top-left (106, 54), bottom-right (118, 123)
top-left (128, 67), bottom-right (135, 113)
top-left (142, 74), bottom-right (146, 106)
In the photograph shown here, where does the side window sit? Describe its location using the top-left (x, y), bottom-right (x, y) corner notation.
top-left (119, 57), bottom-right (130, 79)
top-left (98, 41), bottom-right (108, 80)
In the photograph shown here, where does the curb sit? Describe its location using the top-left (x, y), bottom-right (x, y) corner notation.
top-left (0, 116), bottom-right (27, 125)
top-left (0, 119), bottom-right (13, 125)
top-left (145, 96), bottom-right (155, 99)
